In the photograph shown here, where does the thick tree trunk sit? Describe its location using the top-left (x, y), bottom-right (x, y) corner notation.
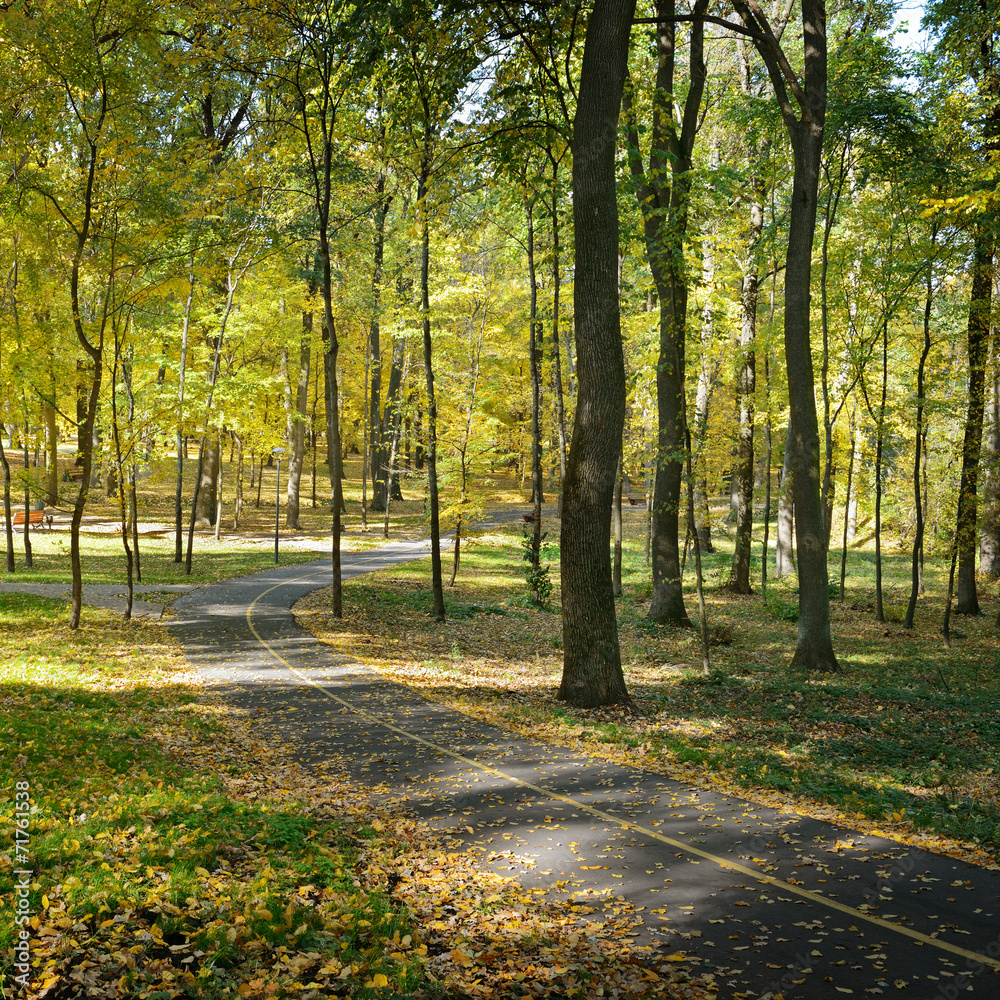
top-left (558, 0), bottom-right (636, 709)
top-left (955, 226), bottom-right (992, 615)
top-left (194, 436), bottom-right (220, 525)
top-left (286, 324), bottom-right (310, 529)
top-left (784, 121), bottom-right (838, 669)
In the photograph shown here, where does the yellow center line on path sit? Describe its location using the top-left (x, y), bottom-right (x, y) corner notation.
top-left (246, 573), bottom-right (1000, 973)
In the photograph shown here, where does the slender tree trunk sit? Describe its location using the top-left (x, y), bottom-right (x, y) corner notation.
top-left (622, 0), bottom-right (706, 630)
top-left (905, 256), bottom-right (935, 628)
top-left (558, 0), bottom-right (636, 708)
top-left (840, 404), bottom-right (856, 603)
top-left (613, 452), bottom-right (623, 597)
top-left (979, 274), bottom-right (1000, 578)
top-left (21, 427), bottom-right (32, 568)
top-left (955, 225), bottom-right (992, 615)
top-left (872, 317), bottom-right (888, 623)
top-left (692, 230), bottom-right (717, 554)
top-left (761, 346), bottom-right (772, 597)
top-left (186, 265), bottom-right (237, 574)
top-left (527, 199), bottom-right (544, 589)
top-left (418, 153), bottom-right (445, 623)
top-left (549, 160), bottom-right (567, 503)
top-left (44, 393), bottom-right (58, 506)
top-left (175, 263), bottom-right (194, 562)
top-left (0, 433), bottom-right (13, 573)
top-left (775, 425), bottom-right (795, 578)
top-left (686, 429), bottom-right (710, 675)
top-left (726, 216), bottom-right (759, 592)
top-left (110, 345), bottom-right (134, 620)
top-left (286, 320), bottom-right (310, 529)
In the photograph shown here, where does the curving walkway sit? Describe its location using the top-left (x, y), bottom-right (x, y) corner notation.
top-left (168, 545), bottom-right (1000, 1000)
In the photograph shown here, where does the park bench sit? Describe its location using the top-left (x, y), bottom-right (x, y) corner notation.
top-left (626, 494), bottom-right (647, 506)
top-left (12, 509), bottom-right (52, 531)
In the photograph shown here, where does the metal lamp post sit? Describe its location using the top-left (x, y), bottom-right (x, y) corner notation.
top-left (273, 446), bottom-right (286, 563)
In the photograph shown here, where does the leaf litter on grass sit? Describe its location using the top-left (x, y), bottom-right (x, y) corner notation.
top-left (0, 593), bottom-right (713, 999)
top-left (293, 532), bottom-right (1000, 872)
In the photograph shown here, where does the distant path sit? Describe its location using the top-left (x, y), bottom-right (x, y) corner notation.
top-left (0, 580), bottom-right (196, 619)
top-left (167, 545), bottom-right (1000, 1000)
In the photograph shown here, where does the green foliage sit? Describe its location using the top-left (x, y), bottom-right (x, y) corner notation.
top-left (521, 528), bottom-right (552, 606)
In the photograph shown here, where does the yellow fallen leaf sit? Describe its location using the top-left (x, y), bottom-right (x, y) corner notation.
top-left (665, 952), bottom-right (687, 962)
top-left (371, 973), bottom-right (389, 988)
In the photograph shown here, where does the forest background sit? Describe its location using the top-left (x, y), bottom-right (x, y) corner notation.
top-left (0, 0), bottom-right (998, 696)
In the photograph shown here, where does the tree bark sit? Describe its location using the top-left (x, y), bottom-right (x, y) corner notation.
top-left (558, 0), bottom-right (636, 709)
top-left (174, 262), bottom-right (194, 562)
top-left (418, 148), bottom-right (445, 623)
top-left (44, 393), bottom-right (58, 506)
top-left (527, 199), bottom-right (544, 588)
top-left (955, 224), bottom-right (992, 615)
top-left (775, 425), bottom-right (795, 578)
top-left (725, 237), bottom-right (758, 592)
top-left (905, 253), bottom-right (934, 627)
top-left (286, 323), bottom-right (310, 529)
top-left (622, 0), bottom-right (707, 628)
top-left (0, 433), bottom-right (14, 573)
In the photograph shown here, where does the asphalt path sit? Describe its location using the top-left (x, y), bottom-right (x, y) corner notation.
top-left (168, 547), bottom-right (1000, 1000)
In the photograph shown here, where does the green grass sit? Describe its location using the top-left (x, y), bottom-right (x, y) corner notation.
top-left (0, 593), bottom-right (423, 997)
top-left (1, 530), bottom-right (323, 585)
top-left (304, 514), bottom-right (1000, 863)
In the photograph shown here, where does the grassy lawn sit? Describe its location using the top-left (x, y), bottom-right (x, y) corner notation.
top-left (2, 456), bottom-right (524, 587)
top-left (1, 591), bottom-right (716, 999)
top-left (296, 513), bottom-right (1000, 869)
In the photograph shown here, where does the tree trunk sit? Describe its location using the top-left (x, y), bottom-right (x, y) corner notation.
top-left (194, 435), bottom-right (220, 525)
top-left (872, 318), bottom-right (888, 623)
top-left (368, 168), bottom-right (393, 511)
top-left (527, 199), bottom-right (544, 588)
top-left (775, 425), bottom-right (795, 578)
top-left (783, 99), bottom-right (838, 669)
top-left (955, 224), bottom-right (992, 615)
top-left (905, 254), bottom-right (935, 628)
top-left (418, 152), bottom-right (445, 623)
top-left (840, 404), bottom-right (856, 603)
top-left (286, 322), bottom-right (310, 529)
top-left (558, 0), bottom-right (636, 709)
top-left (692, 226), bottom-right (717, 554)
top-left (622, 0), bottom-right (707, 629)
top-left (550, 159), bottom-right (568, 502)
top-left (175, 263), bottom-right (194, 562)
top-left (21, 429), bottom-right (32, 568)
top-left (613, 452), bottom-right (623, 597)
top-left (0, 433), bottom-right (13, 572)
top-left (44, 395), bottom-right (58, 506)
top-left (978, 274), bottom-right (1000, 578)
top-left (725, 242), bottom-right (758, 592)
